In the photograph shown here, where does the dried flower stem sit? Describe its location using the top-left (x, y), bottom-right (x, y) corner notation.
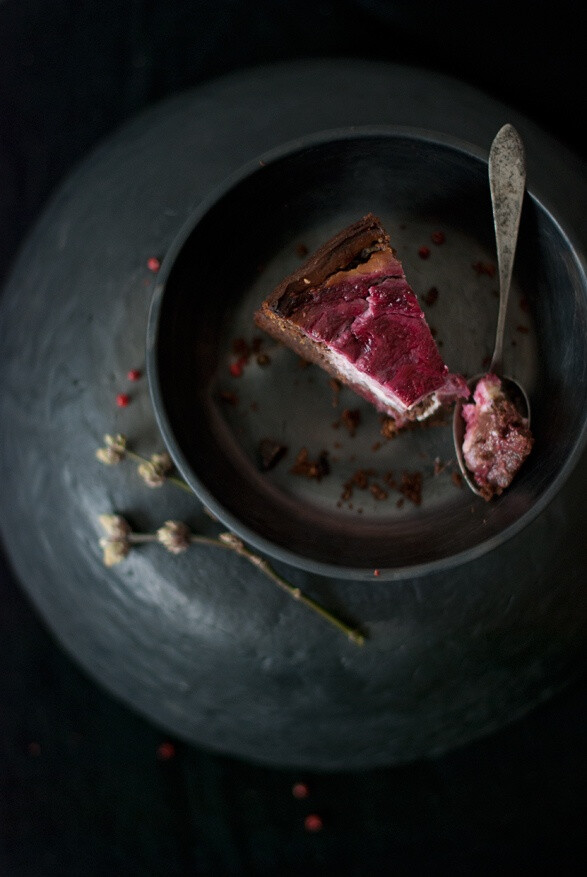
top-left (99, 516), bottom-right (364, 645)
top-left (124, 450), bottom-right (193, 493)
top-left (96, 437), bottom-right (366, 644)
top-left (216, 533), bottom-right (366, 645)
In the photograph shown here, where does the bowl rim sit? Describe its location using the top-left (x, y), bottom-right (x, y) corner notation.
top-left (146, 124), bottom-right (587, 581)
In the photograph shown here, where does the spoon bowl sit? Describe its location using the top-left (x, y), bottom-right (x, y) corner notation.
top-left (453, 123), bottom-right (530, 497)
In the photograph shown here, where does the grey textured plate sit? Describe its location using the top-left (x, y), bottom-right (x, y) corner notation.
top-left (148, 127), bottom-right (587, 578)
top-left (1, 62), bottom-right (586, 769)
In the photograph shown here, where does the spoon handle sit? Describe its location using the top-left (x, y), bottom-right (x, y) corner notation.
top-left (488, 123), bottom-right (526, 374)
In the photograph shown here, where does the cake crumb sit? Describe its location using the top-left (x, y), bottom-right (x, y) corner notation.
top-left (219, 390), bottom-right (239, 405)
top-left (340, 408), bottom-right (361, 436)
top-left (291, 447), bottom-right (330, 480)
top-left (329, 378), bottom-right (341, 407)
top-left (369, 482), bottom-right (388, 501)
top-left (380, 417), bottom-right (399, 440)
top-left (451, 470), bottom-right (463, 489)
top-left (383, 471), bottom-right (396, 489)
top-left (433, 457), bottom-right (446, 476)
top-left (423, 286), bottom-right (439, 307)
top-left (472, 260), bottom-right (496, 277)
top-left (339, 467), bottom-right (374, 503)
top-left (399, 471), bottom-right (423, 505)
top-left (259, 438), bottom-right (288, 471)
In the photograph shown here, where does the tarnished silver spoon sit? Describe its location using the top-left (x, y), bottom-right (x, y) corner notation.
top-left (453, 123), bottom-right (530, 496)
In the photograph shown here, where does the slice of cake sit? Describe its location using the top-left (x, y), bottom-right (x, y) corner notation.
top-left (254, 214), bottom-right (468, 424)
top-left (461, 373), bottom-right (533, 500)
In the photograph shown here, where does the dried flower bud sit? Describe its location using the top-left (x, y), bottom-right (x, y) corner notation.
top-left (98, 514), bottom-right (131, 566)
top-left (157, 521), bottom-right (191, 554)
top-left (137, 452), bottom-right (173, 487)
top-left (98, 514), bottom-right (131, 539)
top-left (96, 433), bottom-right (127, 465)
top-left (100, 538), bottom-right (131, 566)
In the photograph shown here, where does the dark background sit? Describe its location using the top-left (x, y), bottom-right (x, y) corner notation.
top-left (1, 1), bottom-right (586, 874)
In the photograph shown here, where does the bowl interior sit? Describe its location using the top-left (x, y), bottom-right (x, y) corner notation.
top-left (148, 130), bottom-right (587, 578)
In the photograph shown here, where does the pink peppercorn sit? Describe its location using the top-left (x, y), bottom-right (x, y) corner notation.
top-left (431, 231), bottom-right (445, 245)
top-left (156, 741), bottom-right (175, 760)
top-left (147, 257), bottom-right (161, 272)
top-left (304, 814), bottom-right (323, 832)
top-left (229, 358), bottom-right (247, 378)
top-left (418, 245), bottom-right (431, 259)
top-left (116, 393), bottom-right (130, 408)
top-left (127, 368), bottom-right (142, 381)
top-left (292, 782), bottom-right (310, 799)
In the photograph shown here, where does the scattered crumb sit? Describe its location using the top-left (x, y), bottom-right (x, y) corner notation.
top-left (383, 471), bottom-right (396, 489)
top-left (340, 408), bottom-right (361, 437)
top-left (329, 378), bottom-right (341, 407)
top-left (516, 324), bottom-right (529, 334)
top-left (472, 260), bottom-right (496, 277)
top-left (451, 470), bottom-right (463, 489)
top-left (369, 482), bottom-right (388, 501)
top-left (259, 438), bottom-right (288, 471)
top-left (399, 471), bottom-right (423, 505)
top-left (290, 447), bottom-right (330, 480)
top-left (380, 417), bottom-right (400, 440)
top-left (423, 286), bottom-right (439, 306)
top-left (219, 390), bottom-right (239, 405)
top-left (340, 468), bottom-right (373, 503)
top-left (296, 242), bottom-right (309, 259)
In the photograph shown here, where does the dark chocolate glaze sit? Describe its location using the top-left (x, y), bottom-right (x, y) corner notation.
top-left (266, 213), bottom-right (389, 318)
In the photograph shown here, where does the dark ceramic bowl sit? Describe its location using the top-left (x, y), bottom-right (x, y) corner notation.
top-left (147, 127), bottom-right (587, 580)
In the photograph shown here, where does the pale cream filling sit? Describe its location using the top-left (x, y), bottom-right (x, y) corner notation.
top-left (323, 346), bottom-right (441, 420)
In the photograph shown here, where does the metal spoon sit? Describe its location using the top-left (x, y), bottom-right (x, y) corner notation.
top-left (453, 123), bottom-right (530, 496)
